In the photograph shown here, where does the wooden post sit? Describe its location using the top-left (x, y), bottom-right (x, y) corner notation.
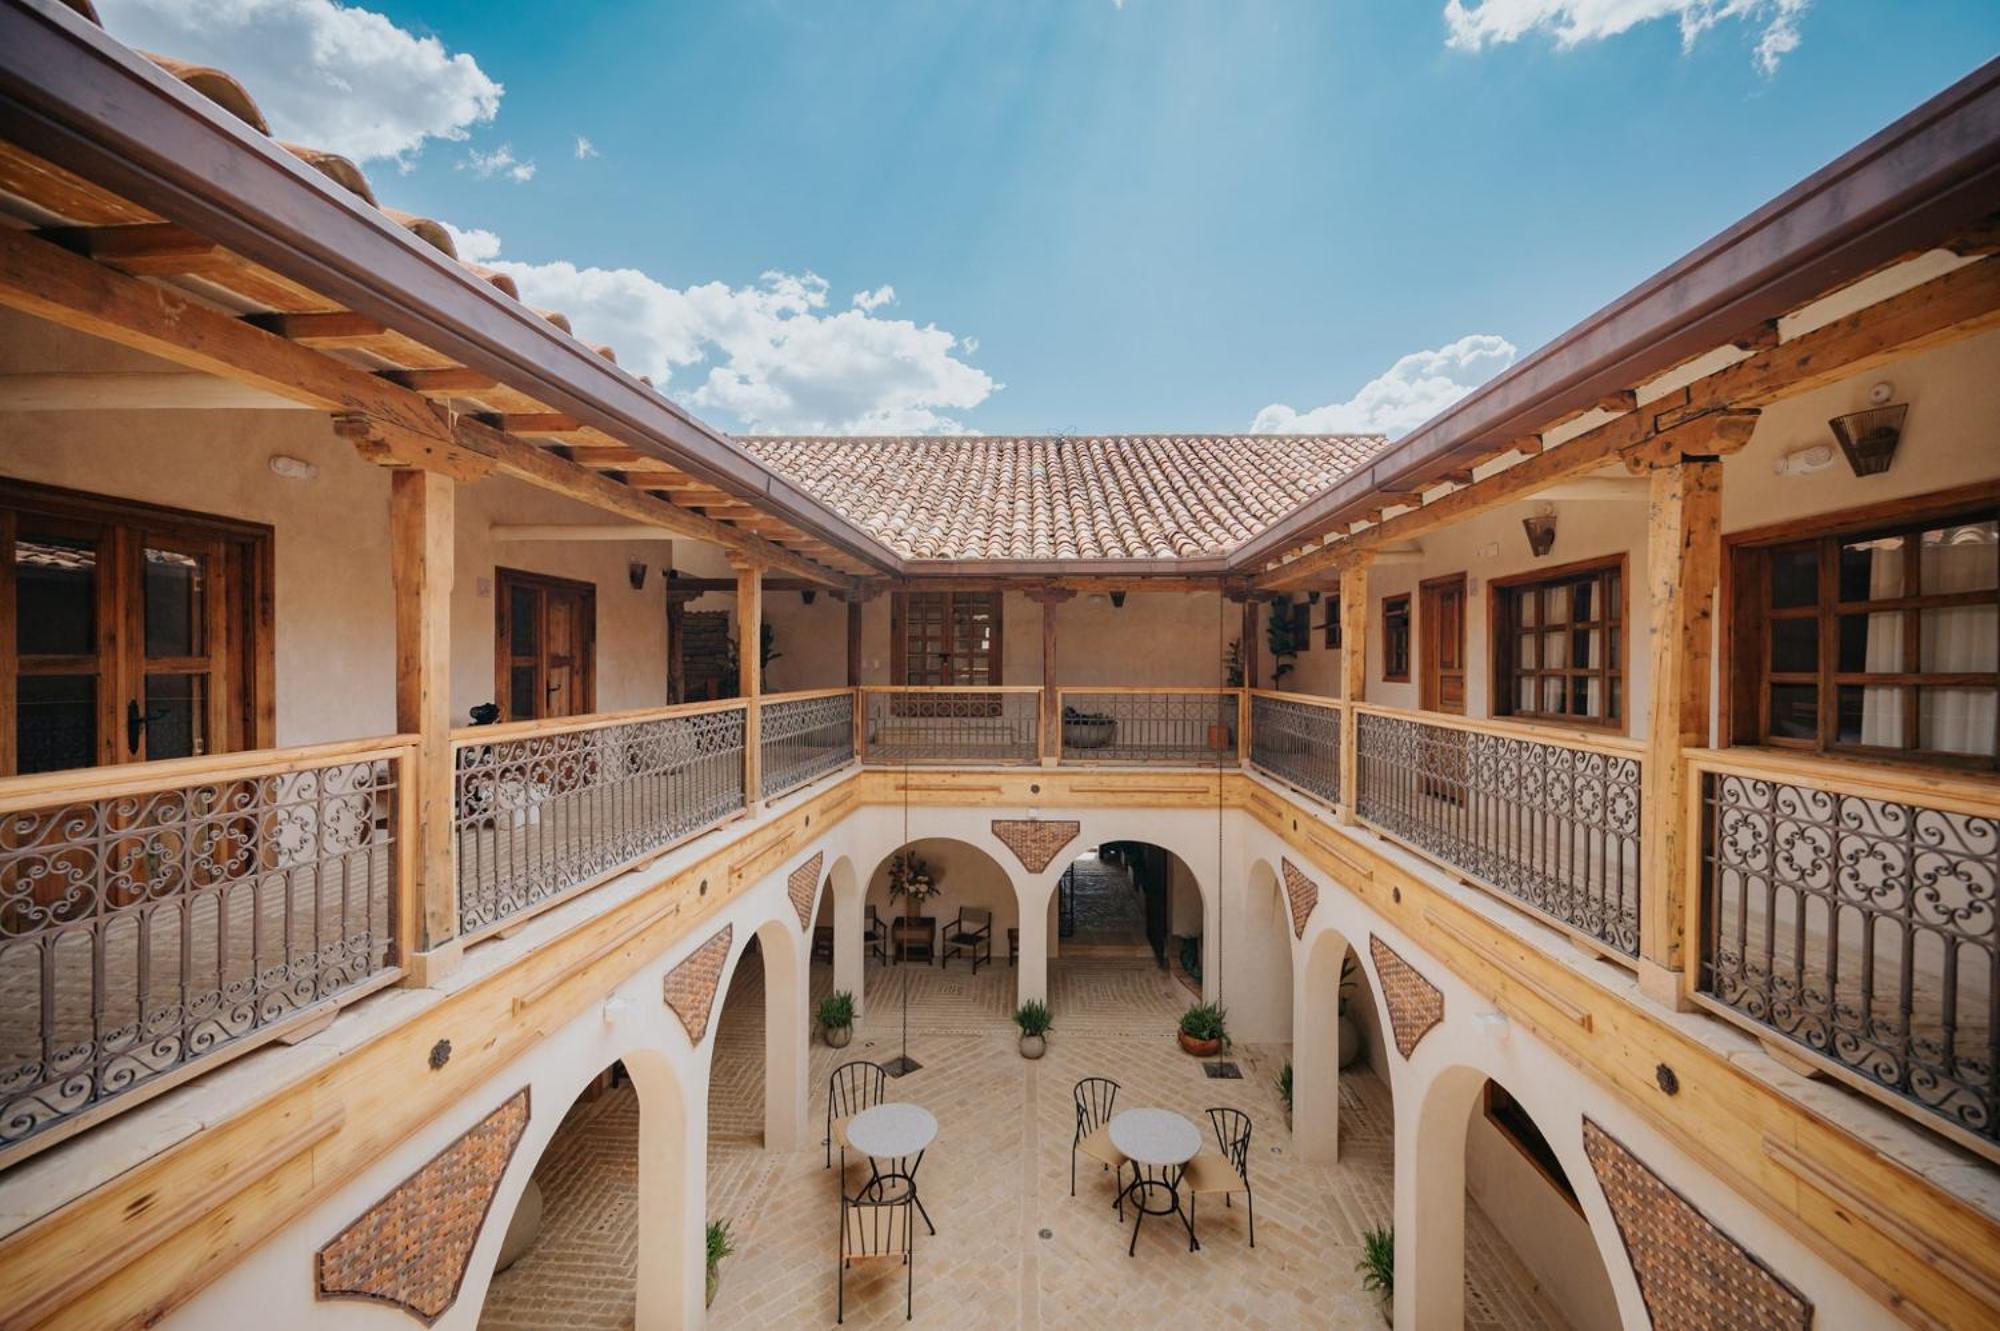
top-left (1338, 558), bottom-right (1370, 825)
top-left (845, 594), bottom-right (863, 688)
top-left (734, 560), bottom-right (763, 812)
top-left (1242, 597), bottom-right (1261, 690)
top-left (1025, 586), bottom-right (1074, 765)
top-left (390, 469), bottom-right (457, 970)
top-left (1639, 457), bottom-right (1723, 1009)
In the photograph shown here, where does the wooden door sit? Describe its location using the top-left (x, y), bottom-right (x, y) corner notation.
top-left (1420, 574), bottom-right (1468, 714)
top-left (495, 568), bottom-right (596, 721)
top-left (3, 484), bottom-right (268, 775)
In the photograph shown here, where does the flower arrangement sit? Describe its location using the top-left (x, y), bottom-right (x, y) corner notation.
top-left (886, 851), bottom-right (939, 920)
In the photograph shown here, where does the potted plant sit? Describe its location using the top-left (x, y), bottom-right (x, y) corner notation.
top-left (705, 1219), bottom-right (735, 1308)
top-left (1266, 595), bottom-right (1301, 687)
top-left (1061, 703), bottom-right (1117, 750)
top-left (1277, 1061), bottom-right (1293, 1131)
top-left (1177, 1001), bottom-right (1229, 1057)
top-left (817, 990), bottom-right (855, 1048)
top-left (1338, 954), bottom-right (1363, 1069)
top-left (1357, 1224), bottom-right (1393, 1323)
top-left (1223, 637), bottom-right (1245, 688)
top-left (1014, 999), bottom-right (1052, 1059)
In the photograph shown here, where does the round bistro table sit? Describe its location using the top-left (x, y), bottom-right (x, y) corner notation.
top-left (1107, 1107), bottom-right (1202, 1255)
top-left (846, 1102), bottom-right (939, 1234)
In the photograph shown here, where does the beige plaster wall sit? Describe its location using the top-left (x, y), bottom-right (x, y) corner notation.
top-left (863, 836), bottom-right (1021, 944)
top-left (1465, 1102), bottom-right (1623, 1331)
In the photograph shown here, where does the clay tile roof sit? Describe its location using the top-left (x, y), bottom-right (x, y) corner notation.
top-left (741, 435), bottom-right (1391, 563)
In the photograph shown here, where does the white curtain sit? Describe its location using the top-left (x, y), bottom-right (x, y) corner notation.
top-left (1919, 522), bottom-right (1998, 756)
top-left (1859, 539), bottom-right (1903, 746)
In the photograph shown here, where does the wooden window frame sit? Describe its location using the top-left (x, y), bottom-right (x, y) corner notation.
top-left (1483, 1081), bottom-right (1582, 1216)
top-left (1381, 593), bottom-right (1411, 683)
top-left (1, 479), bottom-right (274, 775)
top-left (1489, 554), bottom-right (1628, 730)
top-left (1322, 595), bottom-right (1342, 651)
top-left (493, 566), bottom-right (597, 722)
top-left (1722, 481), bottom-right (2000, 770)
top-left (890, 590), bottom-right (1004, 686)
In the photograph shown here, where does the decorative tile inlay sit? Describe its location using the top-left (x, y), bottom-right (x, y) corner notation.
top-left (787, 851), bottom-right (825, 930)
top-left (1368, 934), bottom-right (1444, 1058)
top-left (991, 819), bottom-right (1081, 873)
top-left (663, 925), bottom-right (734, 1045)
top-left (317, 1088), bottom-right (530, 1324)
top-left (1583, 1119), bottom-right (1811, 1331)
top-left (1281, 858), bottom-right (1318, 939)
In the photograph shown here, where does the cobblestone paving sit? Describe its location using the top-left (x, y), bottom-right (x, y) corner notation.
top-left (480, 951), bottom-right (1571, 1329)
top-left (1062, 850), bottom-right (1148, 948)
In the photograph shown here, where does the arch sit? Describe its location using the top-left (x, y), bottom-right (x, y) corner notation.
top-left (1229, 857), bottom-right (1293, 1046)
top-left (703, 914), bottom-right (809, 1152)
top-left (1023, 830), bottom-right (1217, 1012)
top-left (1399, 1058), bottom-right (1636, 1330)
top-left (1293, 924), bottom-right (1355, 1165)
top-left (822, 853), bottom-right (869, 1016)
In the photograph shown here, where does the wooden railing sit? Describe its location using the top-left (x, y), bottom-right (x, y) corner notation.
top-left (1688, 747), bottom-right (1998, 1157)
top-left (856, 686), bottom-right (1042, 765)
top-left (1055, 688), bottom-right (1240, 765)
top-left (1353, 705), bottom-right (1644, 956)
top-left (451, 701), bottom-right (747, 938)
top-left (0, 736), bottom-right (414, 1166)
top-left (1248, 690), bottom-right (1341, 805)
top-left (760, 689), bottom-right (857, 799)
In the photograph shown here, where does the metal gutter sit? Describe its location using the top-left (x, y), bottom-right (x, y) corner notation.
top-left (1228, 55), bottom-right (2000, 574)
top-left (0, 0), bottom-right (903, 574)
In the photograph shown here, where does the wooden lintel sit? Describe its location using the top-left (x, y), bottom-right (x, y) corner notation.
top-left (244, 311), bottom-right (386, 344)
top-left (1620, 409), bottom-right (1761, 472)
top-left (381, 367), bottom-right (500, 393)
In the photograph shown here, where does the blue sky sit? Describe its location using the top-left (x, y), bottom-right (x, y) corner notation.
top-left (96, 1), bottom-right (2000, 436)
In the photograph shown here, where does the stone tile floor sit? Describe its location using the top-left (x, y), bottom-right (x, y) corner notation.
top-left (1061, 850), bottom-right (1148, 948)
top-left (480, 950), bottom-right (1570, 1329)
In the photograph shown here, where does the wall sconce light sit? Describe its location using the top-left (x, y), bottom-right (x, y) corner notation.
top-left (628, 560), bottom-right (648, 590)
top-left (1772, 442), bottom-right (1837, 477)
top-left (1522, 502), bottom-right (1557, 558)
top-left (1828, 395), bottom-right (1907, 477)
top-left (268, 453), bottom-right (318, 480)
top-left (1109, 590), bottom-right (1126, 609)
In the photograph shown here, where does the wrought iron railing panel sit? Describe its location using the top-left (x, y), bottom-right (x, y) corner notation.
top-left (1249, 695), bottom-right (1339, 803)
top-left (1698, 770), bottom-right (1997, 1145)
top-left (1059, 691), bottom-right (1239, 765)
top-left (859, 690), bottom-right (1040, 764)
top-left (761, 692), bottom-right (856, 798)
top-left (1, 753), bottom-right (400, 1157)
top-left (455, 706), bottom-right (746, 933)
top-left (1355, 711), bottom-right (1642, 954)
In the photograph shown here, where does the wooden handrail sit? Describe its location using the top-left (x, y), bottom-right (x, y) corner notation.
top-left (449, 697), bottom-right (747, 747)
top-left (1056, 686), bottom-right (1243, 698)
top-left (858, 685), bottom-right (1044, 695)
top-left (1685, 746), bottom-right (2000, 820)
top-left (760, 686), bottom-right (859, 706)
top-left (0, 735), bottom-right (419, 815)
top-left (1247, 688), bottom-right (1342, 712)
top-left (1348, 701), bottom-right (1644, 759)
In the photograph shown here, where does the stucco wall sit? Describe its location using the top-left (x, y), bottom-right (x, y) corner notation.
top-left (863, 835), bottom-right (1021, 946)
top-left (1466, 1101), bottom-right (1623, 1331)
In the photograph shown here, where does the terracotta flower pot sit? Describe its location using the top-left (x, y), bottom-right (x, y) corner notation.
top-left (1178, 1030), bottom-right (1221, 1057)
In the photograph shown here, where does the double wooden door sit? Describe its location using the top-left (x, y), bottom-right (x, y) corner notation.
top-left (496, 568), bottom-right (595, 721)
top-left (3, 484), bottom-right (269, 775)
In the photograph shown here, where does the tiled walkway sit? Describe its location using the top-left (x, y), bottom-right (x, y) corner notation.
top-left (480, 950), bottom-right (1571, 1329)
top-left (1061, 850), bottom-right (1148, 948)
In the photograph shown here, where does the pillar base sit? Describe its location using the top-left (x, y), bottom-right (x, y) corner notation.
top-left (399, 939), bottom-right (464, 987)
top-left (1635, 957), bottom-right (1693, 1012)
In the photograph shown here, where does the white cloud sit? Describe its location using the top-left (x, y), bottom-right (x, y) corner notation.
top-left (443, 227), bottom-right (994, 434)
top-left (574, 135), bottom-right (599, 160)
top-left (1442, 0), bottom-right (1810, 74)
top-left (850, 285), bottom-right (896, 312)
top-left (96, 0), bottom-right (503, 165)
top-left (1252, 334), bottom-right (1518, 438)
top-left (462, 143), bottom-right (535, 182)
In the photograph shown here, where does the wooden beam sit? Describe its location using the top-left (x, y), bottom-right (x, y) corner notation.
top-left (846, 596), bottom-right (863, 688)
top-left (1254, 255), bottom-right (2000, 588)
top-left (380, 367), bottom-right (499, 393)
top-left (735, 562), bottom-right (764, 810)
top-left (1620, 408), bottom-right (1760, 472)
top-left (390, 469), bottom-right (456, 955)
top-left (0, 229), bottom-right (853, 585)
top-left (1596, 388), bottom-right (1639, 413)
top-left (244, 311), bottom-right (385, 345)
top-left (1637, 458), bottom-right (1722, 1007)
top-left (1338, 559), bottom-right (1368, 824)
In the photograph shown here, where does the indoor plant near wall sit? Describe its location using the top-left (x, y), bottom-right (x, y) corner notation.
top-left (705, 1219), bottom-right (735, 1308)
top-left (1177, 1001), bottom-right (1229, 1057)
top-left (818, 990), bottom-right (855, 1048)
top-left (1338, 954), bottom-right (1363, 1069)
top-left (1014, 999), bottom-right (1052, 1059)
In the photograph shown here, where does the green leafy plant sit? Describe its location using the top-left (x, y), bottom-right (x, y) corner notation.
top-left (1358, 1225), bottom-right (1394, 1297)
top-left (1339, 953), bottom-right (1359, 1015)
top-left (1266, 596), bottom-right (1301, 684)
top-left (707, 1218), bottom-right (735, 1272)
top-left (1178, 934), bottom-right (1203, 984)
top-left (1223, 637), bottom-right (1246, 688)
top-left (1178, 1001), bottom-right (1229, 1044)
top-left (1014, 999), bottom-right (1053, 1038)
top-left (1277, 1061), bottom-right (1293, 1111)
top-left (816, 990), bottom-right (855, 1031)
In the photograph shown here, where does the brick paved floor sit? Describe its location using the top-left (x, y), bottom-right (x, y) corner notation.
top-left (480, 950), bottom-right (1571, 1329)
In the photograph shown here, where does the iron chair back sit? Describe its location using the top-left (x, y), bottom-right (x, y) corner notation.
top-left (1206, 1106), bottom-right (1253, 1178)
top-left (1073, 1076), bottom-right (1120, 1142)
top-left (864, 904), bottom-right (889, 965)
top-left (826, 1060), bottom-right (888, 1168)
top-left (942, 906), bottom-right (993, 971)
top-left (838, 1186), bottom-right (915, 1322)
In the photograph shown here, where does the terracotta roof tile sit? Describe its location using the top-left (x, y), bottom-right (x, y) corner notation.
top-left (741, 435), bottom-right (1391, 562)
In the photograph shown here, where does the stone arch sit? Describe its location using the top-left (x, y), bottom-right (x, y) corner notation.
top-left (702, 913), bottom-right (809, 1152)
top-left (1293, 923), bottom-right (1355, 1165)
top-left (1399, 1056), bottom-right (1639, 1330)
top-left (821, 853), bottom-right (869, 1015)
top-left (1232, 857), bottom-right (1293, 1045)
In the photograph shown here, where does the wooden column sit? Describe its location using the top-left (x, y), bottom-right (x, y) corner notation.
top-left (1025, 586), bottom-right (1074, 764)
top-left (845, 594), bottom-right (863, 688)
top-left (734, 560), bottom-right (763, 812)
top-left (1338, 558), bottom-right (1370, 825)
top-left (390, 468), bottom-right (456, 969)
top-left (1639, 457), bottom-right (1723, 1009)
top-left (1242, 596), bottom-right (1261, 690)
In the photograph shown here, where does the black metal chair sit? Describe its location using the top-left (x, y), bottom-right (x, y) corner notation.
top-left (1071, 1077), bottom-right (1127, 1208)
top-left (1184, 1106), bottom-right (1255, 1247)
top-left (838, 1179), bottom-right (916, 1322)
top-left (863, 904), bottom-right (889, 966)
top-left (825, 1059), bottom-right (888, 1170)
top-left (940, 906), bottom-right (993, 972)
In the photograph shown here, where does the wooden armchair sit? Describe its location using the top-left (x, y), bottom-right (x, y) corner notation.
top-left (941, 906), bottom-right (993, 973)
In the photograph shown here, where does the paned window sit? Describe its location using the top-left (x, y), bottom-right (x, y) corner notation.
top-left (1492, 557), bottom-right (1626, 726)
